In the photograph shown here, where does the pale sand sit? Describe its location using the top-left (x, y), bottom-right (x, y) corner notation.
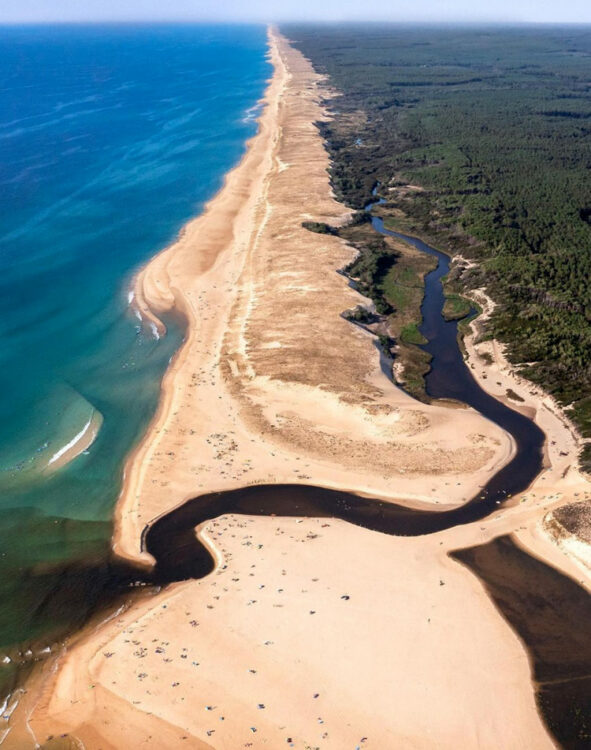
top-left (18, 27), bottom-right (591, 750)
top-left (112, 28), bottom-right (513, 568)
top-left (461, 281), bottom-right (582, 482)
top-left (26, 512), bottom-right (556, 750)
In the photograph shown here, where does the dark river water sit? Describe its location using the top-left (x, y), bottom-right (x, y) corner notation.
top-left (368, 209), bottom-right (546, 523)
top-left (7, 195), bottom-right (589, 748)
top-left (146, 204), bottom-right (547, 573)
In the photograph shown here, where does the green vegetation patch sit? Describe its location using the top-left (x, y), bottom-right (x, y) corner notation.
top-left (579, 444), bottom-right (591, 475)
top-left (338, 217), bottom-right (436, 398)
top-left (443, 293), bottom-right (472, 321)
top-left (301, 220), bottom-right (337, 235)
top-left (287, 24), bottom-right (591, 459)
top-left (398, 344), bottom-right (432, 402)
top-left (341, 223), bottom-right (397, 315)
top-left (309, 212), bottom-right (434, 399)
top-left (401, 322), bottom-right (428, 346)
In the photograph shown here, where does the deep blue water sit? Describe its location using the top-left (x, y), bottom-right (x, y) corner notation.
top-left (0, 23), bottom-right (270, 648)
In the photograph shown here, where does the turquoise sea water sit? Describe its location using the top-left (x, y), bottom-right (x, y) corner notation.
top-left (0, 24), bottom-right (270, 651)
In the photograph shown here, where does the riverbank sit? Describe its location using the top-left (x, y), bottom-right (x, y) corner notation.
top-left (459, 273), bottom-right (582, 479)
top-left (111, 30), bottom-right (513, 569)
top-left (371, 217), bottom-right (583, 482)
top-left (15, 28), bottom-right (588, 750)
top-left (462, 281), bottom-right (591, 598)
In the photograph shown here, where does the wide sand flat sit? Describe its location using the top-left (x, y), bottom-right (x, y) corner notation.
top-left (18, 27), bottom-right (591, 750)
top-left (28, 509), bottom-right (560, 750)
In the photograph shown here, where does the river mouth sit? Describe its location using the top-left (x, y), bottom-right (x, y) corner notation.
top-left (142, 478), bottom-right (591, 748)
top-left (145, 479), bottom-right (538, 582)
top-left (4, 195), bottom-right (584, 747)
top-left (6, 480), bottom-right (587, 749)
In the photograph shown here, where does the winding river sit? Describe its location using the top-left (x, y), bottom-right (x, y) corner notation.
top-left (370, 207), bottom-right (546, 515)
top-left (7, 194), bottom-right (589, 748)
top-left (139, 200), bottom-right (587, 748)
top-left (145, 198), bottom-right (547, 579)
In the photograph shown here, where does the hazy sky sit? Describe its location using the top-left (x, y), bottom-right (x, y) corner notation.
top-left (2, 0), bottom-right (591, 24)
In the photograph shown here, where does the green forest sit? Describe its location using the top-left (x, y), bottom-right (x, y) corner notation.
top-left (285, 24), bottom-right (591, 469)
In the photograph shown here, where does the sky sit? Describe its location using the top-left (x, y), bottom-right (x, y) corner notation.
top-left (2, 0), bottom-right (591, 24)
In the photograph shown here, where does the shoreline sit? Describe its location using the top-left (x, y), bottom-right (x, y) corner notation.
top-left (112, 24), bottom-right (516, 562)
top-left (111, 30), bottom-right (289, 566)
top-left (43, 409), bottom-right (103, 475)
top-left (17, 28), bottom-right (591, 750)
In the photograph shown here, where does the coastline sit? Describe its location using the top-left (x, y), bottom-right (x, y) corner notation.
top-left (16, 27), bottom-right (591, 750)
top-left (111, 26), bottom-right (514, 566)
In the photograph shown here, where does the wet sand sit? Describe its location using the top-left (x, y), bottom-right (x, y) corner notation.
top-left (44, 409), bottom-right (103, 475)
top-left (15, 26), bottom-right (591, 750)
top-left (453, 534), bottom-right (591, 748)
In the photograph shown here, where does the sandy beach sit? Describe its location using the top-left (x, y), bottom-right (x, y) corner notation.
top-left (14, 26), bottom-right (591, 750)
top-left (112, 28), bottom-right (514, 569)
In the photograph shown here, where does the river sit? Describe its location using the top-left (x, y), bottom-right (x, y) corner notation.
top-left (6, 191), bottom-right (589, 748)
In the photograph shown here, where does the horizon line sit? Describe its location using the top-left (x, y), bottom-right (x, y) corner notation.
top-left (2, 18), bottom-right (591, 26)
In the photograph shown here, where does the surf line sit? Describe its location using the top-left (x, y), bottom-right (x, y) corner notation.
top-left (46, 409), bottom-right (102, 471)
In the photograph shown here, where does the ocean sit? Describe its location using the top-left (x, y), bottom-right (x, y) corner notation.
top-left (0, 23), bottom-right (270, 660)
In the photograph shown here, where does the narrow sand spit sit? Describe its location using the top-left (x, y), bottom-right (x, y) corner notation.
top-left (19, 27), bottom-right (591, 750)
top-left (43, 409), bottom-right (103, 475)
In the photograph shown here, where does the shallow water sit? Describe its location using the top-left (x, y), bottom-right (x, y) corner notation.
top-left (453, 536), bottom-right (591, 748)
top-left (0, 36), bottom-right (585, 745)
top-left (0, 23), bottom-right (270, 650)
